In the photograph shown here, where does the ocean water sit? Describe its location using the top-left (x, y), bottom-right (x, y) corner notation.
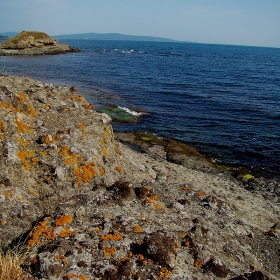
top-left (1, 40), bottom-right (280, 179)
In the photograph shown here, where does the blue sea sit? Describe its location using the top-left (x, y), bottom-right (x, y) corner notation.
top-left (1, 40), bottom-right (280, 179)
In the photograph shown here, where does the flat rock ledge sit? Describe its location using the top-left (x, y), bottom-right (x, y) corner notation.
top-left (0, 31), bottom-right (80, 56)
top-left (0, 74), bottom-right (280, 279)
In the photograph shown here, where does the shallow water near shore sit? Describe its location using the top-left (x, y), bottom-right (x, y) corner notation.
top-left (1, 40), bottom-right (280, 179)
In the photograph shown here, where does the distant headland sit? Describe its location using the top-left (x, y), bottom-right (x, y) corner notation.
top-left (0, 31), bottom-right (190, 43)
top-left (0, 31), bottom-right (80, 56)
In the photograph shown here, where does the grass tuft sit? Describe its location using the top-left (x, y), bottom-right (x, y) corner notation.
top-left (0, 248), bottom-right (30, 280)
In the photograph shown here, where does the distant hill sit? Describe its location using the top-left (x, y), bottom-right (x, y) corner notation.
top-left (0, 32), bottom-right (18, 38)
top-left (53, 32), bottom-right (185, 43)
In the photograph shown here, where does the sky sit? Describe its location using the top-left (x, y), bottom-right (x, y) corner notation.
top-left (1, 0), bottom-right (280, 48)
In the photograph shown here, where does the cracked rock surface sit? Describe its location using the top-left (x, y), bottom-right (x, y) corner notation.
top-left (0, 75), bottom-right (279, 279)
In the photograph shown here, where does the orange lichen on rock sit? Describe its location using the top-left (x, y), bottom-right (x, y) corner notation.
top-left (194, 259), bottom-right (202, 268)
top-left (159, 267), bottom-right (172, 278)
top-left (82, 103), bottom-right (93, 109)
top-left (197, 191), bottom-right (206, 197)
top-left (60, 146), bottom-right (97, 186)
top-left (71, 95), bottom-right (85, 102)
top-left (79, 276), bottom-right (87, 280)
top-left (15, 135), bottom-right (30, 147)
top-left (27, 218), bottom-right (50, 246)
top-left (78, 123), bottom-right (86, 130)
top-left (3, 189), bottom-right (14, 199)
top-left (133, 226), bottom-right (143, 233)
top-left (115, 166), bottom-right (122, 173)
top-left (15, 118), bottom-right (33, 134)
top-left (17, 149), bottom-right (35, 171)
top-left (99, 167), bottom-right (105, 176)
top-left (55, 214), bottom-right (73, 226)
top-left (0, 220), bottom-right (6, 226)
top-left (99, 233), bottom-right (123, 241)
top-left (74, 162), bottom-right (97, 184)
top-left (102, 246), bottom-right (116, 258)
top-left (15, 92), bottom-right (37, 116)
top-left (0, 120), bottom-right (6, 133)
top-left (179, 186), bottom-right (192, 191)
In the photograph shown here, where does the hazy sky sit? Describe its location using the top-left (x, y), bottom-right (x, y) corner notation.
top-left (1, 0), bottom-right (280, 48)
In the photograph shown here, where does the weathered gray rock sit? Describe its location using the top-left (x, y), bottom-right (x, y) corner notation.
top-left (0, 74), bottom-right (280, 279)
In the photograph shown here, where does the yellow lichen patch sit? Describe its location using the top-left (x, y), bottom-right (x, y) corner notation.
top-left (78, 124), bottom-right (86, 130)
top-left (115, 166), bottom-right (122, 173)
top-left (44, 135), bottom-right (55, 144)
top-left (101, 147), bottom-right (110, 158)
top-left (55, 214), bottom-right (73, 226)
top-left (31, 157), bottom-right (39, 165)
top-left (28, 188), bottom-right (37, 196)
top-left (133, 226), bottom-right (143, 233)
top-left (102, 246), bottom-right (116, 258)
top-left (0, 120), bottom-right (6, 133)
top-left (14, 135), bottom-right (30, 147)
top-left (179, 232), bottom-right (187, 238)
top-left (115, 145), bottom-right (122, 155)
top-left (79, 276), bottom-right (87, 280)
top-left (154, 202), bottom-right (164, 209)
top-left (139, 213), bottom-right (145, 219)
top-left (41, 151), bottom-right (48, 156)
top-left (99, 233), bottom-right (123, 242)
top-left (3, 189), bottom-right (14, 199)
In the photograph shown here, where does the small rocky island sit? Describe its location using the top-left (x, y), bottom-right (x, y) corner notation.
top-left (0, 31), bottom-right (80, 56)
top-left (0, 74), bottom-right (279, 279)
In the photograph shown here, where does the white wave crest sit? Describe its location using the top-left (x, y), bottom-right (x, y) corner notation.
top-left (118, 106), bottom-right (146, 116)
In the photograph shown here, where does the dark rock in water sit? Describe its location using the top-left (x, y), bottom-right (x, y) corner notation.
top-left (0, 31), bottom-right (80, 55)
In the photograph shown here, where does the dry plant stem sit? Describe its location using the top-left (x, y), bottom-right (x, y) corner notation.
top-left (0, 250), bottom-right (29, 280)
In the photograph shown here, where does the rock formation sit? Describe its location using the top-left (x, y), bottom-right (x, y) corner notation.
top-left (0, 74), bottom-right (279, 279)
top-left (0, 31), bottom-right (79, 56)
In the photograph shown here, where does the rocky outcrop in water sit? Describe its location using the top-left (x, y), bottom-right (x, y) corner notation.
top-left (0, 74), bottom-right (279, 279)
top-left (0, 31), bottom-right (79, 56)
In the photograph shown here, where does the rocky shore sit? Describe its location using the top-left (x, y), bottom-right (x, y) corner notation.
top-left (0, 31), bottom-right (80, 56)
top-left (0, 74), bottom-right (279, 279)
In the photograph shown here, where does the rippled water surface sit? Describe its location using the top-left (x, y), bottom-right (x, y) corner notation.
top-left (1, 40), bottom-right (280, 178)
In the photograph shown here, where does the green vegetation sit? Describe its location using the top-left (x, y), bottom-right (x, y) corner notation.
top-left (100, 107), bottom-right (138, 123)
